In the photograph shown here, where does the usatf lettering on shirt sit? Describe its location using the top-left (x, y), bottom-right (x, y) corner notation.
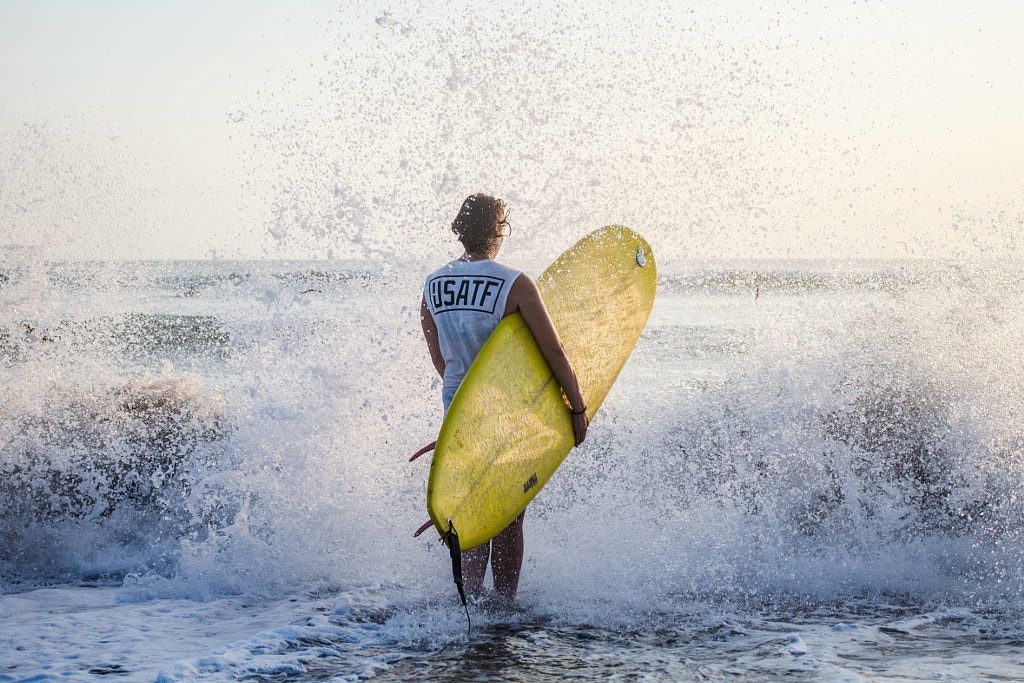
top-left (424, 258), bottom-right (522, 400)
top-left (427, 274), bottom-right (505, 314)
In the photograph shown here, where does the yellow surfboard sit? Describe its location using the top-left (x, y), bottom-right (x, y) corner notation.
top-left (427, 226), bottom-right (657, 550)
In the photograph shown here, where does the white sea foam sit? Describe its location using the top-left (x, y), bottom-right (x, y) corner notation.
top-left (3, 256), bottom-right (1024, 680)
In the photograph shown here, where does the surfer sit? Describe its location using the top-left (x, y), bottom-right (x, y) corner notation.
top-left (421, 193), bottom-right (589, 601)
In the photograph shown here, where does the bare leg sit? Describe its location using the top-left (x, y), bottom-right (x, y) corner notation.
top-left (462, 543), bottom-right (490, 595)
top-left (491, 510), bottom-right (525, 601)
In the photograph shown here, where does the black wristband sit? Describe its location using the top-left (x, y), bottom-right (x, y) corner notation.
top-left (571, 405), bottom-right (587, 415)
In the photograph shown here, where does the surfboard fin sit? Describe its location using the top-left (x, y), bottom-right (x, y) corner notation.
top-left (409, 441), bottom-right (436, 462)
top-left (442, 519), bottom-right (471, 637)
top-left (413, 519), bottom-right (434, 537)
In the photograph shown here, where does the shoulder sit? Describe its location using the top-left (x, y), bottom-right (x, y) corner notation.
top-left (505, 272), bottom-right (541, 315)
top-left (509, 272), bottom-right (538, 297)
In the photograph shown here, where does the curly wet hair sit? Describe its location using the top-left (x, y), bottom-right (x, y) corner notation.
top-left (450, 194), bottom-right (510, 254)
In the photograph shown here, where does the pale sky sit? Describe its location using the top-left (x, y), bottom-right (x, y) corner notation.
top-left (1, 0), bottom-right (1021, 262)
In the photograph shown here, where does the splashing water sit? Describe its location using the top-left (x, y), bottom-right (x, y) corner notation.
top-left (2, 254), bottom-right (1023, 680)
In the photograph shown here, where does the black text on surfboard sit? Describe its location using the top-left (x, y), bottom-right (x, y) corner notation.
top-left (427, 275), bottom-right (506, 315)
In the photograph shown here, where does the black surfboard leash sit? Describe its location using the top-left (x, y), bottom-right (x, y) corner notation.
top-left (442, 519), bottom-right (471, 636)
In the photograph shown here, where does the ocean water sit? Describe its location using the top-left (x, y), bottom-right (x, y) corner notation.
top-left (3, 255), bottom-right (1024, 681)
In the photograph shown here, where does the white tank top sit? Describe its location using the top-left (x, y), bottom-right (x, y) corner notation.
top-left (424, 258), bottom-right (522, 398)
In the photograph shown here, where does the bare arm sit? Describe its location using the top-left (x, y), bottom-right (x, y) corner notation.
top-left (505, 274), bottom-right (589, 446)
top-left (420, 295), bottom-right (446, 378)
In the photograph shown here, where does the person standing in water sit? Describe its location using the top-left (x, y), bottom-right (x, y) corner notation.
top-left (420, 194), bottom-right (589, 601)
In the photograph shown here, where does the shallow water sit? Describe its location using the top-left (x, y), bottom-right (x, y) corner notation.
top-left (9, 585), bottom-right (1024, 682)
